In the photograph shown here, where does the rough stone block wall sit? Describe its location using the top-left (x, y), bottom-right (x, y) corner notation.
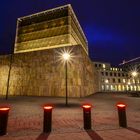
top-left (0, 46), bottom-right (97, 97)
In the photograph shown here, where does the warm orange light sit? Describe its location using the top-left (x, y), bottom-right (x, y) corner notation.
top-left (82, 105), bottom-right (92, 109)
top-left (131, 71), bottom-right (138, 77)
top-left (0, 107), bottom-right (10, 111)
top-left (44, 106), bottom-right (53, 110)
top-left (117, 104), bottom-right (126, 108)
top-left (62, 53), bottom-right (70, 60)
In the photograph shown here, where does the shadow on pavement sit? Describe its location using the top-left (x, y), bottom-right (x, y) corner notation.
top-left (127, 127), bottom-right (140, 134)
top-left (86, 130), bottom-right (103, 140)
top-left (53, 103), bottom-right (81, 108)
top-left (36, 132), bottom-right (50, 140)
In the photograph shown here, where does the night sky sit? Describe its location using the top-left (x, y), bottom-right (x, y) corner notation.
top-left (0, 0), bottom-right (140, 65)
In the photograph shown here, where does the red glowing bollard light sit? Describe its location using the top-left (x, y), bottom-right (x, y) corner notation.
top-left (44, 106), bottom-right (53, 110)
top-left (116, 103), bottom-right (127, 128)
top-left (0, 107), bottom-right (10, 136)
top-left (82, 104), bottom-right (92, 130)
top-left (43, 105), bottom-right (53, 133)
top-left (0, 108), bottom-right (10, 111)
top-left (117, 103), bottom-right (126, 108)
top-left (83, 104), bottom-right (92, 109)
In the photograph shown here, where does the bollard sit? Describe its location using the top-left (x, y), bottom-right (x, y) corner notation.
top-left (0, 107), bottom-right (10, 136)
top-left (117, 103), bottom-right (127, 128)
top-left (43, 105), bottom-right (53, 133)
top-left (82, 104), bottom-right (92, 130)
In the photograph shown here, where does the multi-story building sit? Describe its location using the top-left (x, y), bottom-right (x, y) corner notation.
top-left (119, 57), bottom-right (140, 73)
top-left (15, 4), bottom-right (88, 54)
top-left (93, 61), bottom-right (140, 92)
top-left (119, 57), bottom-right (140, 92)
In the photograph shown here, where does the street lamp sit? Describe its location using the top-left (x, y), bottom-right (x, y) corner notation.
top-left (62, 52), bottom-right (70, 106)
top-left (131, 71), bottom-right (138, 78)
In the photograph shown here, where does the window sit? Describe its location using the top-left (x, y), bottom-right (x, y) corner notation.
top-left (99, 64), bottom-right (101, 67)
top-left (123, 79), bottom-right (126, 83)
top-left (132, 79), bottom-right (135, 84)
top-left (126, 85), bottom-right (129, 91)
top-left (103, 64), bottom-right (106, 69)
top-left (95, 64), bottom-right (97, 67)
top-left (134, 86), bottom-right (137, 91)
top-left (130, 86), bottom-right (133, 91)
top-left (138, 86), bottom-right (140, 91)
top-left (118, 85), bottom-right (121, 91)
top-left (122, 85), bottom-right (125, 91)
top-left (101, 72), bottom-right (104, 76)
top-left (115, 85), bottom-right (118, 91)
top-left (114, 73), bottom-right (116, 76)
top-left (105, 79), bottom-right (109, 83)
top-left (118, 73), bottom-right (120, 77)
top-left (113, 78), bottom-right (115, 83)
top-left (105, 72), bottom-right (108, 76)
top-left (111, 85), bottom-right (114, 90)
top-left (110, 72), bottom-right (112, 76)
top-left (118, 79), bottom-right (121, 83)
top-left (102, 78), bottom-right (104, 82)
top-left (106, 85), bottom-right (109, 90)
top-left (101, 85), bottom-right (105, 90)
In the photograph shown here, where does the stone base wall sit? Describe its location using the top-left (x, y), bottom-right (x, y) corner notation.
top-left (0, 46), bottom-right (97, 97)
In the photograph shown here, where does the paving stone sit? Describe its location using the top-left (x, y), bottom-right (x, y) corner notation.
top-left (0, 93), bottom-right (139, 139)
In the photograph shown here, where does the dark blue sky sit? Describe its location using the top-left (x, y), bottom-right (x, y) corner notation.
top-left (0, 0), bottom-right (140, 65)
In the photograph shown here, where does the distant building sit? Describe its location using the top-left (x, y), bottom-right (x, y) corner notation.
top-left (119, 57), bottom-right (140, 72)
top-left (93, 61), bottom-right (140, 92)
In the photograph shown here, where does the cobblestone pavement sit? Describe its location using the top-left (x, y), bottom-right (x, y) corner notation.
top-left (0, 93), bottom-right (140, 140)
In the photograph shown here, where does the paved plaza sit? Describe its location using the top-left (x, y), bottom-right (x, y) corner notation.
top-left (0, 93), bottom-right (140, 140)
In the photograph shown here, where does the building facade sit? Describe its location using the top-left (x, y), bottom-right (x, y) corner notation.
top-left (0, 5), bottom-right (139, 97)
top-left (119, 57), bottom-right (140, 73)
top-left (15, 4), bottom-right (88, 54)
top-left (0, 5), bottom-right (97, 97)
top-left (93, 61), bottom-right (140, 92)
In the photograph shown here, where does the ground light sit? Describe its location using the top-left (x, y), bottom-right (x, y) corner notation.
top-left (0, 107), bottom-right (10, 135)
top-left (116, 103), bottom-right (127, 128)
top-left (82, 104), bottom-right (92, 130)
top-left (43, 105), bottom-right (53, 133)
